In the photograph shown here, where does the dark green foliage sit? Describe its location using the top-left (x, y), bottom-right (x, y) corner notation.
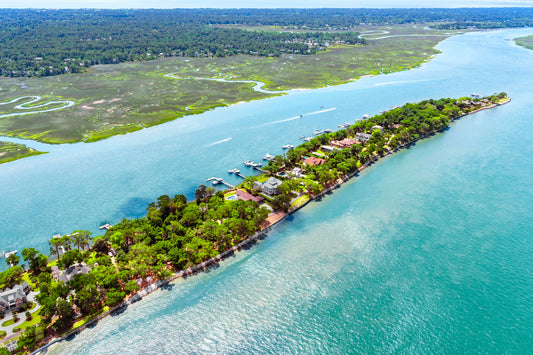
top-left (0, 9), bottom-right (367, 77)
top-left (22, 248), bottom-right (48, 274)
top-left (0, 266), bottom-right (23, 288)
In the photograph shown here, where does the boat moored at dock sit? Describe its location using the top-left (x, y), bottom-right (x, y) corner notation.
top-left (263, 153), bottom-right (274, 161)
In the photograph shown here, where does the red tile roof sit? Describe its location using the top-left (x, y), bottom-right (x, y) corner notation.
top-left (236, 190), bottom-right (264, 203)
top-left (304, 157), bottom-right (326, 166)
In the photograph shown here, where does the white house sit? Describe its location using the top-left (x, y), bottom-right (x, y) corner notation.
top-left (262, 177), bottom-right (283, 195)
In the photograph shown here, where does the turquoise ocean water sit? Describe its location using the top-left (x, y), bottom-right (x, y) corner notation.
top-left (1, 29), bottom-right (532, 353)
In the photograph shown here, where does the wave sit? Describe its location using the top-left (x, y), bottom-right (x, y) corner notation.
top-left (206, 137), bottom-right (232, 147)
top-left (264, 107), bottom-right (336, 126)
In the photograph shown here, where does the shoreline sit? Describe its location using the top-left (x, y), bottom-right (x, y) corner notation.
top-left (32, 96), bottom-right (511, 354)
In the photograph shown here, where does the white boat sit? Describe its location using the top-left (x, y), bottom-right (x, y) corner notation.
top-left (282, 144), bottom-right (294, 149)
top-left (313, 130), bottom-right (322, 135)
top-left (244, 160), bottom-right (255, 167)
top-left (252, 163), bottom-right (262, 168)
top-left (323, 129), bottom-right (332, 133)
top-left (344, 122), bottom-right (351, 127)
top-left (304, 137), bottom-right (312, 141)
top-left (1, 250), bottom-right (17, 259)
top-left (299, 135), bottom-right (305, 139)
top-left (263, 153), bottom-right (274, 161)
top-left (337, 124), bottom-right (344, 128)
top-left (363, 114), bottom-right (370, 119)
top-left (228, 168), bottom-right (240, 174)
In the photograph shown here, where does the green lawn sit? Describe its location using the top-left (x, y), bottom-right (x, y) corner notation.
top-left (1, 318), bottom-right (17, 327)
top-left (17, 311), bottom-right (41, 331)
top-left (20, 273), bottom-right (37, 289)
top-left (291, 194), bottom-right (310, 209)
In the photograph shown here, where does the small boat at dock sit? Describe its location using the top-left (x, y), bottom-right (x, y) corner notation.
top-left (362, 114), bottom-right (370, 119)
top-left (323, 128), bottom-right (332, 133)
top-left (263, 153), bottom-right (274, 161)
top-left (243, 160), bottom-right (254, 166)
top-left (212, 178), bottom-right (223, 185)
top-left (282, 144), bottom-right (294, 149)
top-left (304, 137), bottom-right (312, 141)
top-left (228, 168), bottom-right (240, 174)
top-left (299, 135), bottom-right (305, 139)
top-left (313, 130), bottom-right (322, 135)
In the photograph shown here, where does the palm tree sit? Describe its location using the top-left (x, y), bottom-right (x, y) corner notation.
top-left (71, 230), bottom-right (92, 250)
top-left (49, 237), bottom-right (63, 261)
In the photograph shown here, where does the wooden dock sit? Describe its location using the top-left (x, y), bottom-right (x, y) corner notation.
top-left (206, 177), bottom-right (235, 189)
top-left (220, 180), bottom-right (235, 188)
top-left (236, 173), bottom-right (246, 179)
top-left (99, 223), bottom-right (113, 230)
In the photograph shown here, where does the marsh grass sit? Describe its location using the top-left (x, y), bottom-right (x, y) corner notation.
top-left (0, 27), bottom-right (448, 145)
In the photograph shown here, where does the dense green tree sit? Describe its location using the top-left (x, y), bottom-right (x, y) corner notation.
top-left (6, 253), bottom-right (19, 266)
top-left (71, 230), bottom-right (92, 250)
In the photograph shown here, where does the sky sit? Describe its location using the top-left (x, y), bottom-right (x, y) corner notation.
top-left (3, 0), bottom-right (533, 9)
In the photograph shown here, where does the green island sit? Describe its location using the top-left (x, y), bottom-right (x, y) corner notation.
top-left (0, 142), bottom-right (45, 165)
top-left (514, 35), bottom-right (533, 51)
top-left (0, 92), bottom-right (509, 353)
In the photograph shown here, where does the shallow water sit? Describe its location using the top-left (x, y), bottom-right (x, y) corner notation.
top-left (2, 29), bottom-right (533, 353)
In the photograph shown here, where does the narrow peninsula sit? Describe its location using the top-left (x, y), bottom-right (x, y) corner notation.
top-left (0, 92), bottom-right (509, 353)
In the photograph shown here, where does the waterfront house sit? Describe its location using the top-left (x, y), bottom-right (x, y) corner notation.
top-left (304, 157), bottom-right (326, 167)
top-left (0, 281), bottom-right (31, 314)
top-left (236, 190), bottom-right (265, 203)
top-left (51, 262), bottom-right (92, 283)
top-left (262, 177), bottom-right (283, 195)
top-left (330, 138), bottom-right (358, 149)
top-left (290, 167), bottom-right (306, 178)
top-left (356, 132), bottom-right (372, 143)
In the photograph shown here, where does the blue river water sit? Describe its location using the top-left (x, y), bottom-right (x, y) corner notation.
top-left (2, 29), bottom-right (533, 353)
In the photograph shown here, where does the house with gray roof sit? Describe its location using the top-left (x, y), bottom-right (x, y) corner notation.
top-left (262, 177), bottom-right (283, 195)
top-left (0, 281), bottom-right (31, 314)
top-left (51, 262), bottom-right (92, 283)
top-left (356, 132), bottom-right (372, 143)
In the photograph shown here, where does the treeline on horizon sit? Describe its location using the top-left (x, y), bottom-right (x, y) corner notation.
top-left (1, 8), bottom-right (533, 77)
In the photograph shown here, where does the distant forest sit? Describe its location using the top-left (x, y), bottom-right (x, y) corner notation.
top-left (1, 8), bottom-right (533, 77)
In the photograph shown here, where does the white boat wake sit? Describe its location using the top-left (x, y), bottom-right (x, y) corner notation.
top-left (263, 107), bottom-right (336, 126)
top-left (0, 96), bottom-right (75, 118)
top-left (206, 137), bottom-right (232, 147)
